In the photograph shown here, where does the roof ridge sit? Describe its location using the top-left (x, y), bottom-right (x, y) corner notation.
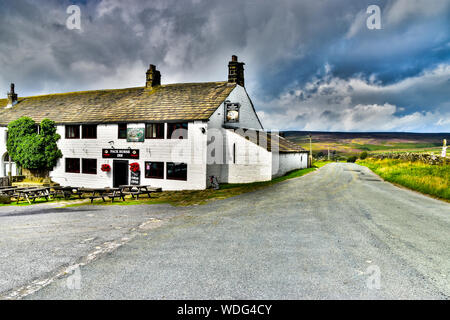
top-left (10, 81), bottom-right (231, 100)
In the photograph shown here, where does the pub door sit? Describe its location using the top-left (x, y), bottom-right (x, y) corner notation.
top-left (113, 160), bottom-right (129, 188)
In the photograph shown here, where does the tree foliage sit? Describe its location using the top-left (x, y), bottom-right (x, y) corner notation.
top-left (6, 117), bottom-right (62, 170)
top-left (347, 155), bottom-right (358, 163)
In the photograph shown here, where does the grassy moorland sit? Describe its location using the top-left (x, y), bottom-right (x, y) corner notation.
top-left (284, 131), bottom-right (447, 158)
top-left (358, 158), bottom-right (450, 201)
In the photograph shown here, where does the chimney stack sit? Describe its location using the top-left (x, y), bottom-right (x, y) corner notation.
top-left (228, 55), bottom-right (245, 87)
top-left (146, 64), bottom-right (161, 89)
top-left (7, 83), bottom-right (18, 107)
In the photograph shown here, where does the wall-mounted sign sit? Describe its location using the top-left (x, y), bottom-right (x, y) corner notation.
top-left (127, 128), bottom-right (145, 142)
top-left (225, 101), bottom-right (240, 123)
top-left (130, 170), bottom-right (141, 185)
top-left (102, 149), bottom-right (139, 159)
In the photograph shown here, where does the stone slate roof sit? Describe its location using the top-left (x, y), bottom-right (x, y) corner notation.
top-left (0, 82), bottom-right (236, 125)
top-left (229, 128), bottom-right (307, 153)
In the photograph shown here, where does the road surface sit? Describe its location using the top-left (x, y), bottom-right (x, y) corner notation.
top-left (0, 163), bottom-right (449, 299)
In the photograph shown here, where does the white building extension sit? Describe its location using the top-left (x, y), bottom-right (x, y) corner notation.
top-left (0, 56), bottom-right (309, 190)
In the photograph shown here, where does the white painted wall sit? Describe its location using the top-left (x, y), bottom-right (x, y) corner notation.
top-left (0, 127), bottom-right (10, 176)
top-left (272, 152), bottom-right (309, 178)
top-left (208, 85), bottom-right (263, 130)
top-left (50, 121), bottom-right (208, 190)
top-left (207, 129), bottom-right (272, 184)
top-left (206, 85), bottom-right (270, 184)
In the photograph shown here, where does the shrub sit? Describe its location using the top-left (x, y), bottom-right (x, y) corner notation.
top-left (360, 151), bottom-right (368, 160)
top-left (347, 156), bottom-right (357, 163)
top-left (0, 195), bottom-right (11, 204)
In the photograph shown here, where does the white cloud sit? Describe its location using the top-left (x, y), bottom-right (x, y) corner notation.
top-left (257, 64), bottom-right (450, 132)
top-left (385, 0), bottom-right (450, 26)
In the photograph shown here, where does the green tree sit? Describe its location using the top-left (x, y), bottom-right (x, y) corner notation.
top-left (360, 151), bottom-right (368, 160)
top-left (6, 117), bottom-right (62, 170)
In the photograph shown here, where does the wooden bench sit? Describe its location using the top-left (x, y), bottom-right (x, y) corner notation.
top-left (105, 189), bottom-right (125, 202)
top-left (119, 185), bottom-right (162, 200)
top-left (78, 188), bottom-right (124, 203)
top-left (51, 186), bottom-right (82, 199)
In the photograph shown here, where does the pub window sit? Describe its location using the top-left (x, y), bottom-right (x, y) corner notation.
top-left (65, 125), bottom-right (80, 139)
top-left (145, 162), bottom-right (164, 179)
top-left (82, 125), bottom-right (97, 139)
top-left (167, 123), bottom-right (188, 139)
top-left (145, 123), bottom-right (164, 139)
top-left (82, 158), bottom-right (97, 175)
top-left (65, 158), bottom-right (80, 173)
top-left (167, 162), bottom-right (187, 181)
top-left (118, 124), bottom-right (127, 139)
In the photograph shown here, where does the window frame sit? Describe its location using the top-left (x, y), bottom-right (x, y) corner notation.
top-left (145, 123), bottom-right (165, 139)
top-left (118, 123), bottom-right (127, 139)
top-left (82, 124), bottom-right (97, 139)
top-left (82, 158), bottom-right (97, 175)
top-left (145, 161), bottom-right (164, 179)
top-left (166, 162), bottom-right (187, 181)
top-left (167, 123), bottom-right (188, 139)
top-left (65, 125), bottom-right (80, 139)
top-left (65, 158), bottom-right (80, 173)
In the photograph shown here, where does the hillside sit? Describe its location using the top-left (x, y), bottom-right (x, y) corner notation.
top-left (283, 131), bottom-right (449, 158)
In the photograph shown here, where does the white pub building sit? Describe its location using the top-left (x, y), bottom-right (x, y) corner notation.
top-left (0, 56), bottom-right (308, 190)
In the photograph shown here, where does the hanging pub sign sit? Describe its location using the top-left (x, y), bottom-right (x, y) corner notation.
top-left (102, 149), bottom-right (140, 159)
top-left (127, 128), bottom-right (145, 142)
top-left (130, 170), bottom-right (141, 185)
top-left (224, 101), bottom-right (240, 123)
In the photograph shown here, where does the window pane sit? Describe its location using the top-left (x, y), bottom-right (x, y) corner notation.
top-left (65, 125), bottom-right (80, 139)
top-left (167, 123), bottom-right (188, 139)
top-left (145, 162), bottom-right (164, 179)
top-left (145, 123), bottom-right (164, 139)
top-left (82, 158), bottom-right (97, 174)
top-left (65, 158), bottom-right (80, 173)
top-left (166, 162), bottom-right (187, 181)
top-left (82, 125), bottom-right (97, 139)
top-left (118, 124), bottom-right (127, 139)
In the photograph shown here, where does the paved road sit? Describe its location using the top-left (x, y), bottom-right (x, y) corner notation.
top-left (1, 163), bottom-right (449, 299)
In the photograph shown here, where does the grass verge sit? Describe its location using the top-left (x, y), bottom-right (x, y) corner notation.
top-left (358, 158), bottom-right (449, 201)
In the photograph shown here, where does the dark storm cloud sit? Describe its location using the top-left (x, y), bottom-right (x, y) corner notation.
top-left (0, 0), bottom-right (448, 131)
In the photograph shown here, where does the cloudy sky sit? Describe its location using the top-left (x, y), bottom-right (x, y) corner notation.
top-left (0, 0), bottom-right (449, 132)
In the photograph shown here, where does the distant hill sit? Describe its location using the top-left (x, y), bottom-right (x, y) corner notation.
top-left (282, 131), bottom-right (449, 157)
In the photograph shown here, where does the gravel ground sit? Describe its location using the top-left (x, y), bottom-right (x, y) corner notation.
top-left (1, 163), bottom-right (449, 299)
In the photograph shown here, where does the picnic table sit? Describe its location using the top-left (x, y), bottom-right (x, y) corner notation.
top-left (0, 186), bottom-right (17, 190)
top-left (51, 186), bottom-right (83, 199)
top-left (78, 187), bottom-right (125, 203)
top-left (14, 187), bottom-right (51, 204)
top-left (0, 187), bottom-right (29, 196)
top-left (119, 185), bottom-right (162, 199)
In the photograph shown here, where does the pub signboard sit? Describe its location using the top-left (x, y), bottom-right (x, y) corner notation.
top-left (130, 170), bottom-right (141, 185)
top-left (127, 128), bottom-right (145, 142)
top-left (102, 149), bottom-right (140, 159)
